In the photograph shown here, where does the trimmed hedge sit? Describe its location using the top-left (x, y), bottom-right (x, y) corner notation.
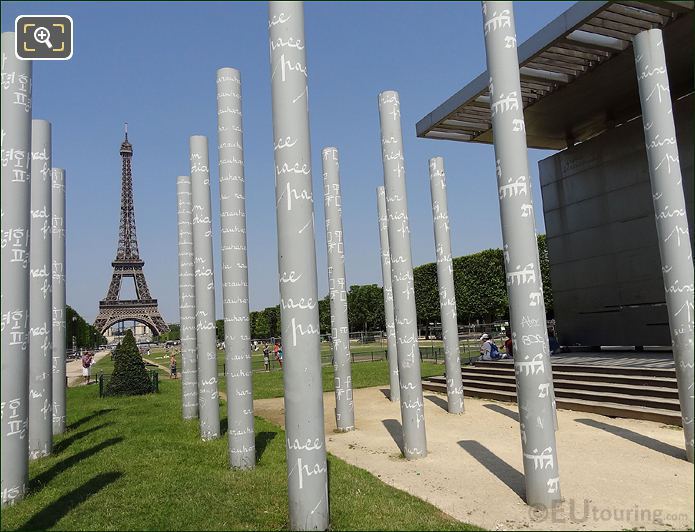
top-left (104, 330), bottom-right (153, 396)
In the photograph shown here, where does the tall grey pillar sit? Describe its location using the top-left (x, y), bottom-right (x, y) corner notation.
top-left (51, 168), bottom-right (66, 436)
top-left (377, 186), bottom-right (399, 402)
top-left (428, 157), bottom-right (464, 415)
top-left (29, 120), bottom-right (53, 459)
top-left (378, 90), bottom-right (427, 459)
top-left (268, 3), bottom-right (329, 529)
top-left (1, 31), bottom-right (32, 506)
top-left (322, 147), bottom-right (355, 432)
top-left (216, 67), bottom-right (256, 468)
top-left (634, 29), bottom-right (694, 462)
top-left (481, 1), bottom-right (560, 507)
top-left (189, 136), bottom-right (220, 441)
top-left (176, 175), bottom-right (199, 420)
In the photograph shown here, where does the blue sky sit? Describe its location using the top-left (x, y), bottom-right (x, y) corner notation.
top-left (2, 1), bottom-right (572, 323)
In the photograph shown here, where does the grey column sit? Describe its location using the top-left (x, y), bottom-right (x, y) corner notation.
top-left (176, 175), bottom-right (198, 420)
top-left (29, 120), bottom-right (53, 459)
top-left (51, 168), bottom-right (66, 436)
top-left (268, 2), bottom-right (329, 529)
top-left (634, 29), bottom-right (694, 463)
top-left (189, 136), bottom-right (220, 441)
top-left (378, 90), bottom-right (427, 460)
top-left (1, 31), bottom-right (32, 506)
top-left (481, 1), bottom-right (560, 507)
top-left (216, 67), bottom-right (256, 469)
top-left (377, 186), bottom-right (399, 402)
top-left (428, 157), bottom-right (464, 415)
top-left (322, 147), bottom-right (355, 432)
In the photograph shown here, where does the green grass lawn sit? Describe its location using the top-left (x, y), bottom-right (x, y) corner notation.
top-left (120, 340), bottom-right (478, 383)
top-left (0, 377), bottom-right (477, 530)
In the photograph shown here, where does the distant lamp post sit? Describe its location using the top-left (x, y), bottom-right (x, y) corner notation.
top-left (72, 316), bottom-right (77, 354)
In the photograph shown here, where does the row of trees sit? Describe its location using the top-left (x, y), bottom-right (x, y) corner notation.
top-left (66, 305), bottom-right (107, 349)
top-left (244, 235), bottom-right (553, 338)
top-left (155, 237), bottom-right (552, 340)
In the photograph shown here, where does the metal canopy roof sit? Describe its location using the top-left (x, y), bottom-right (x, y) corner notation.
top-left (416, 1), bottom-right (694, 150)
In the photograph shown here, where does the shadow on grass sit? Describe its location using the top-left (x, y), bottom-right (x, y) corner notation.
top-left (382, 419), bottom-right (403, 453)
top-left (68, 409), bottom-right (115, 431)
top-left (483, 403), bottom-right (519, 422)
top-left (255, 431), bottom-right (277, 461)
top-left (575, 418), bottom-right (685, 460)
top-left (30, 437), bottom-right (124, 492)
top-left (220, 417), bottom-right (228, 436)
top-left (458, 440), bottom-right (525, 500)
top-left (20, 472), bottom-right (123, 530)
top-left (53, 423), bottom-right (113, 454)
top-left (425, 395), bottom-right (449, 412)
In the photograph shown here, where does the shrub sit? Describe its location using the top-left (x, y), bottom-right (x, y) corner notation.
top-left (105, 330), bottom-right (153, 396)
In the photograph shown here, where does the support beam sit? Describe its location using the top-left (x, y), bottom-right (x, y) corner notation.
top-left (378, 90), bottom-right (427, 460)
top-left (322, 147), bottom-right (355, 432)
top-left (377, 187), bottom-right (400, 403)
top-left (216, 67), bottom-right (255, 468)
top-left (51, 168), bottom-right (66, 436)
top-left (189, 135), bottom-right (220, 441)
top-left (481, 1), bottom-right (560, 507)
top-left (267, 2), bottom-right (329, 529)
top-left (1, 31), bottom-right (32, 507)
top-left (428, 157), bottom-right (464, 415)
top-left (633, 28), bottom-right (694, 463)
top-left (29, 119), bottom-right (53, 459)
top-left (176, 175), bottom-right (198, 420)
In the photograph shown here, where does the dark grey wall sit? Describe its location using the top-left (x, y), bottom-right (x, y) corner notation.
top-left (539, 95), bottom-right (693, 347)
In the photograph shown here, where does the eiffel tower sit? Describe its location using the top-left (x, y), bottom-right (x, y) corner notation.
top-left (94, 125), bottom-right (168, 337)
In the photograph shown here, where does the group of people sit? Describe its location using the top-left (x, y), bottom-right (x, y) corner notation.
top-left (478, 328), bottom-right (561, 361)
top-left (262, 342), bottom-right (283, 371)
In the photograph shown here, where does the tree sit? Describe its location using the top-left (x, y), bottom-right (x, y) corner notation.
top-left (216, 319), bottom-right (224, 344)
top-left (537, 234), bottom-right (554, 317)
top-left (318, 296), bottom-right (331, 335)
top-left (252, 310), bottom-right (270, 338)
top-left (347, 284), bottom-right (384, 332)
top-left (66, 305), bottom-right (107, 349)
top-left (105, 330), bottom-right (153, 396)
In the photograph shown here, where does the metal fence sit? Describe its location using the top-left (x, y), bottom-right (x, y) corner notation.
top-left (98, 369), bottom-right (159, 397)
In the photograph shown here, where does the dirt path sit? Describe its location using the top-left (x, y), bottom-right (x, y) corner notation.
top-left (254, 387), bottom-right (693, 531)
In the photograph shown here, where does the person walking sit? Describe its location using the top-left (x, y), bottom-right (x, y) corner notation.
top-left (263, 344), bottom-right (270, 372)
top-left (82, 351), bottom-right (93, 384)
top-left (170, 352), bottom-right (178, 379)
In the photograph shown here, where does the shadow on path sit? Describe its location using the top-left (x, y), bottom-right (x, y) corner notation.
top-left (425, 395), bottom-right (449, 412)
top-left (483, 403), bottom-right (519, 422)
top-left (575, 418), bottom-right (685, 460)
top-left (382, 419), bottom-right (403, 454)
top-left (68, 409), bottom-right (114, 432)
top-left (379, 388), bottom-right (392, 400)
top-left (256, 431), bottom-right (277, 461)
top-left (458, 440), bottom-right (525, 500)
top-left (53, 423), bottom-right (113, 454)
top-left (30, 437), bottom-right (124, 492)
top-left (20, 472), bottom-right (123, 530)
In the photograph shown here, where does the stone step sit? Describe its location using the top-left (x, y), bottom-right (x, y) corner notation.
top-left (473, 360), bottom-right (676, 378)
top-left (460, 365), bottom-right (678, 388)
top-left (421, 380), bottom-right (683, 426)
top-left (433, 372), bottom-right (680, 398)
